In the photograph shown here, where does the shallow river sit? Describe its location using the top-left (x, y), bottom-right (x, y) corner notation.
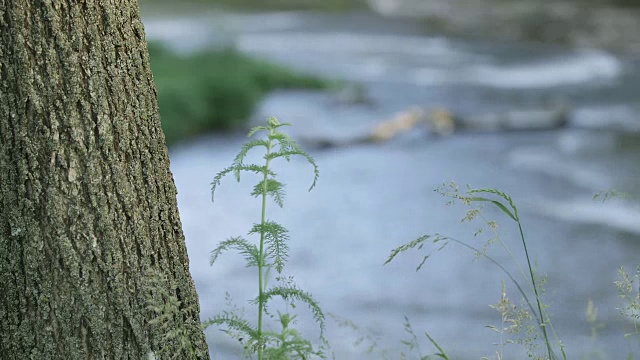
top-left (143, 8), bottom-right (640, 359)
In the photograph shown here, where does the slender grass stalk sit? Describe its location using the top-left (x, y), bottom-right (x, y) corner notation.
top-left (468, 188), bottom-right (562, 359)
top-left (516, 220), bottom-right (552, 357)
top-left (424, 330), bottom-right (450, 360)
top-left (386, 185), bottom-right (566, 360)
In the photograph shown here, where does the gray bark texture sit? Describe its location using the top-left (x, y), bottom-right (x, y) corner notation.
top-left (0, 1), bottom-right (210, 359)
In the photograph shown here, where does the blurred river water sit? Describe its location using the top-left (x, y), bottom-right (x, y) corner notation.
top-left (142, 7), bottom-right (640, 359)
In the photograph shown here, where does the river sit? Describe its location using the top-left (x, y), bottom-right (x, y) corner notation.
top-left (142, 7), bottom-right (640, 359)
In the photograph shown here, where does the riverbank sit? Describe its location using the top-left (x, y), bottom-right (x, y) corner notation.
top-left (147, 42), bottom-right (333, 145)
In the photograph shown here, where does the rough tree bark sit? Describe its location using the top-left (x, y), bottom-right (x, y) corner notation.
top-left (0, 1), bottom-right (210, 359)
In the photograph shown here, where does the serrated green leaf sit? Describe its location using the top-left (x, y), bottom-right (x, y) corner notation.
top-left (211, 164), bottom-right (275, 201)
top-left (251, 179), bottom-right (286, 208)
top-left (203, 311), bottom-right (258, 339)
top-left (261, 284), bottom-right (326, 340)
top-left (247, 125), bottom-right (269, 138)
top-left (250, 221), bottom-right (289, 273)
top-left (209, 237), bottom-right (259, 268)
top-left (234, 139), bottom-right (270, 165)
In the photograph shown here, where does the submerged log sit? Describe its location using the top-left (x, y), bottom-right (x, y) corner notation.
top-left (300, 107), bottom-right (425, 149)
top-left (430, 104), bottom-right (571, 136)
top-left (301, 104), bottom-right (571, 149)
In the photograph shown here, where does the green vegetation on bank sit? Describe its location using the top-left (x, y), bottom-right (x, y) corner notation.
top-left (147, 43), bottom-right (333, 145)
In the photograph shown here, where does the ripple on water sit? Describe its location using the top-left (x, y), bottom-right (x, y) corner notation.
top-left (528, 197), bottom-right (640, 236)
top-left (465, 49), bottom-right (623, 89)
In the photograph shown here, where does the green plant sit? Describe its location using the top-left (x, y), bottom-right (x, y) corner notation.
top-left (582, 299), bottom-right (607, 360)
top-left (147, 43), bottom-right (332, 145)
top-left (385, 183), bottom-right (566, 360)
top-left (482, 280), bottom-right (537, 360)
top-left (399, 316), bottom-right (450, 360)
top-left (585, 299), bottom-right (605, 339)
top-left (615, 266), bottom-right (640, 339)
top-left (205, 117), bottom-right (326, 359)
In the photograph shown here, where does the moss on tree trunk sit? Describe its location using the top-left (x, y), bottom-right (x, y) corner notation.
top-left (0, 1), bottom-right (209, 359)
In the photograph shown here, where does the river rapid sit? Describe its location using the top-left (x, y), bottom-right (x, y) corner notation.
top-left (143, 8), bottom-right (640, 359)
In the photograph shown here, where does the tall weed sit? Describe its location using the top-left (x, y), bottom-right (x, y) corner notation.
top-left (205, 117), bottom-right (326, 359)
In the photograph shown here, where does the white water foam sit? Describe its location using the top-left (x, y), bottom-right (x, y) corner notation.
top-left (367, 0), bottom-right (454, 17)
top-left (529, 197), bottom-right (640, 235)
top-left (573, 105), bottom-right (640, 132)
top-left (466, 50), bottom-right (622, 89)
top-left (238, 32), bottom-right (466, 59)
top-left (228, 12), bottom-right (308, 32)
top-left (144, 17), bottom-right (228, 53)
top-left (143, 12), bottom-right (305, 49)
top-left (237, 32), bottom-right (486, 83)
top-left (508, 147), bottom-right (612, 191)
top-left (556, 131), bottom-right (617, 155)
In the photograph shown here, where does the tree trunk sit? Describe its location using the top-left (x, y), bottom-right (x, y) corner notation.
top-left (0, 1), bottom-right (210, 359)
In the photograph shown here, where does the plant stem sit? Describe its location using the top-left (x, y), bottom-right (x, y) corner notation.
top-left (257, 129), bottom-right (274, 360)
top-left (517, 221), bottom-right (553, 359)
top-left (443, 236), bottom-right (540, 325)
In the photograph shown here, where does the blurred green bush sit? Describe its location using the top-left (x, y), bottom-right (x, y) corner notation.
top-left (147, 42), bottom-right (332, 145)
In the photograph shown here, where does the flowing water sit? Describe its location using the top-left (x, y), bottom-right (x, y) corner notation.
top-left (143, 8), bottom-right (640, 359)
